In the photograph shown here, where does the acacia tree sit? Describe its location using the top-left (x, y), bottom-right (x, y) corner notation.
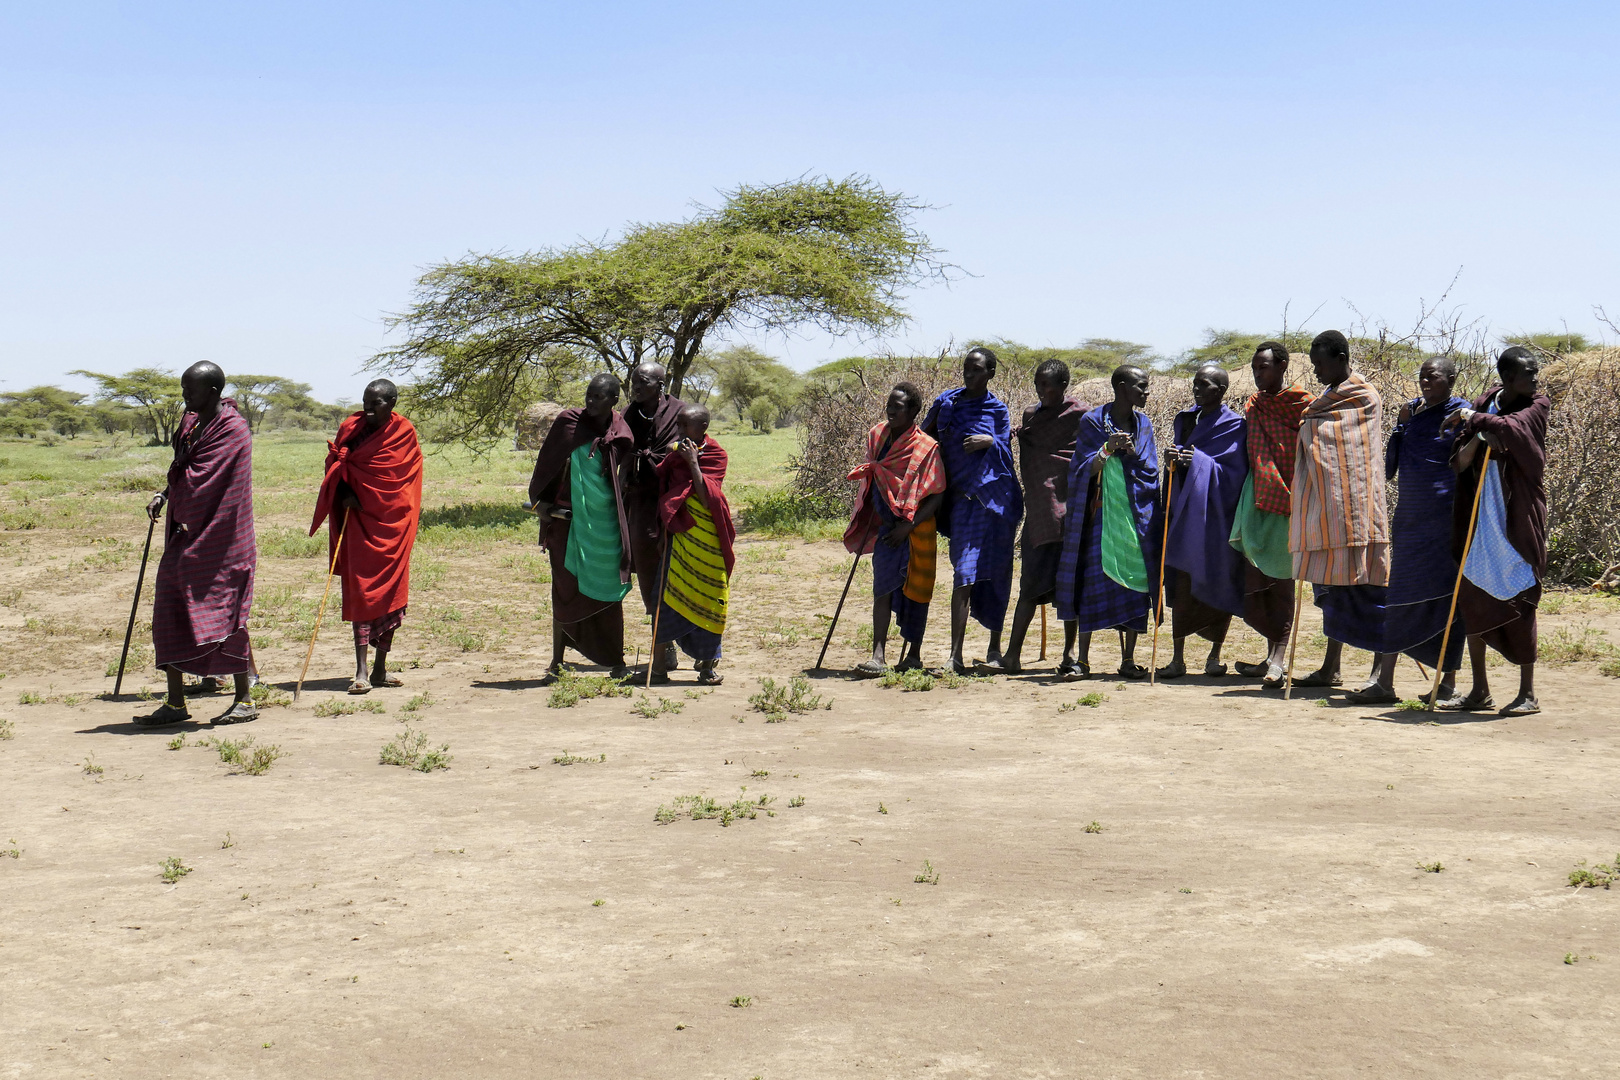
top-left (71, 368), bottom-right (184, 444)
top-left (372, 176), bottom-right (948, 444)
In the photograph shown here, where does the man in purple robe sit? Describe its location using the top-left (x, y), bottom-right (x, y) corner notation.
top-left (1055, 366), bottom-right (1160, 679)
top-left (922, 346), bottom-right (1024, 674)
top-left (621, 361), bottom-right (686, 671)
top-left (1155, 365), bottom-right (1248, 679)
top-left (137, 362), bottom-right (258, 726)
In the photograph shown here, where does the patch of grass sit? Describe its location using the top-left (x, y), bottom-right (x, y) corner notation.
top-left (1395, 699), bottom-right (1428, 711)
top-left (1, 839), bottom-right (19, 858)
top-left (0, 718), bottom-right (13, 740)
top-left (1569, 856), bottom-right (1619, 889)
top-left (913, 859), bottom-right (939, 885)
top-left (201, 734), bottom-right (283, 774)
top-left (380, 726), bottom-right (452, 772)
top-left (552, 751), bottom-right (607, 766)
top-left (312, 698), bottom-right (386, 717)
top-left (1084, 820), bottom-right (1104, 834)
top-left (1417, 861), bottom-right (1445, 873)
top-left (221, 832), bottom-right (235, 849)
top-left (18, 691), bottom-right (44, 705)
top-left (631, 693), bottom-right (685, 718)
top-left (239, 744), bottom-right (284, 775)
top-left (257, 527), bottom-right (327, 559)
top-left (755, 617), bottom-right (810, 650)
top-left (877, 668), bottom-right (935, 692)
top-left (81, 755), bottom-right (103, 776)
top-left (727, 995), bottom-right (753, 1009)
top-left (159, 856), bottom-right (192, 884)
top-left (546, 667), bottom-right (634, 708)
top-left (249, 683), bottom-right (292, 709)
top-left (1540, 625), bottom-right (1617, 665)
top-left (735, 484), bottom-right (845, 535)
top-left (1565, 953), bottom-right (1578, 964)
top-left (750, 769), bottom-right (769, 779)
top-left (877, 802), bottom-right (888, 814)
top-left (592, 898), bottom-right (605, 907)
top-left (1059, 691), bottom-right (1107, 711)
top-left (748, 676), bottom-right (828, 721)
top-left (105, 644), bottom-right (151, 676)
top-left (655, 789), bottom-right (775, 826)
top-left (166, 733), bottom-right (186, 750)
top-left (789, 795), bottom-right (805, 808)
top-left (1599, 657), bottom-right (1620, 679)
top-left (400, 691), bottom-right (435, 715)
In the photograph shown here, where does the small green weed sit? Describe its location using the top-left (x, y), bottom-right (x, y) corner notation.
top-left (166, 733), bottom-right (186, 750)
top-left (400, 691), bottom-right (435, 714)
top-left (1084, 820), bottom-right (1104, 834)
top-left (748, 676), bottom-right (828, 721)
top-left (631, 693), bottom-right (685, 718)
top-left (0, 718), bottom-right (13, 740)
top-left (380, 727), bottom-right (453, 771)
top-left (546, 667), bottom-right (634, 708)
top-left (683, 687), bottom-right (714, 700)
top-left (789, 795), bottom-right (805, 808)
top-left (312, 698), bottom-right (385, 717)
top-left (750, 769), bottom-right (769, 778)
top-left (19, 691), bottom-right (44, 705)
top-left (201, 734), bottom-right (284, 774)
top-left (1569, 856), bottom-right (1619, 889)
top-left (728, 995), bottom-right (752, 1009)
top-left (553, 751), bottom-right (607, 766)
top-left (1564, 953), bottom-right (1578, 964)
top-left (1059, 692), bottom-right (1107, 711)
top-left (878, 668), bottom-right (935, 692)
top-left (1395, 699), bottom-right (1428, 711)
top-left (656, 789), bottom-right (774, 826)
top-left (937, 670), bottom-right (989, 688)
top-left (239, 745), bottom-right (284, 775)
top-left (159, 856), bottom-right (191, 884)
top-left (1600, 657), bottom-right (1620, 679)
top-left (1417, 861), bottom-right (1445, 873)
top-left (591, 899), bottom-right (605, 907)
top-left (1540, 625), bottom-right (1617, 665)
top-left (220, 832), bottom-right (235, 849)
top-left (81, 755), bottom-right (103, 776)
top-left (914, 859), bottom-right (939, 885)
top-left (2, 839), bottom-right (20, 859)
top-left (877, 803), bottom-right (888, 814)
top-left (249, 683), bottom-right (292, 709)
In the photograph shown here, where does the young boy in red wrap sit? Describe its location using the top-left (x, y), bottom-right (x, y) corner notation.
top-left (650, 404), bottom-right (734, 685)
top-left (309, 379), bottom-right (424, 693)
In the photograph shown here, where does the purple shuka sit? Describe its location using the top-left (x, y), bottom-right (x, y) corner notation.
top-left (152, 402), bottom-right (257, 675)
top-left (1163, 404), bottom-right (1249, 621)
top-left (1382, 395), bottom-right (1468, 667)
top-left (1056, 405), bottom-right (1159, 632)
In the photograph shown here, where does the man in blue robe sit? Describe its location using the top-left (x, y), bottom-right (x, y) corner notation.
top-left (1155, 365), bottom-right (1248, 679)
top-left (1345, 357), bottom-right (1468, 704)
top-left (1055, 365), bottom-right (1160, 679)
top-left (922, 346), bottom-right (1024, 675)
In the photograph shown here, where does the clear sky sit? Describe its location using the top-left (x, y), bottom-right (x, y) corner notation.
top-left (2, 2), bottom-right (1616, 402)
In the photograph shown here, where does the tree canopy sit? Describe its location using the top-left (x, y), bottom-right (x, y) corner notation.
top-left (372, 175), bottom-right (947, 445)
top-left (71, 368), bottom-right (185, 445)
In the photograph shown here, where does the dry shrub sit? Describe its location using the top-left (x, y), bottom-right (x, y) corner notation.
top-left (1541, 350), bottom-right (1620, 584)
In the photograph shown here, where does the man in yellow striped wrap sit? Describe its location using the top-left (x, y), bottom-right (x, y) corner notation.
top-left (649, 405), bottom-right (734, 685)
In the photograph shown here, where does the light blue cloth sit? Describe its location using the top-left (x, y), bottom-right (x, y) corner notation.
top-left (1463, 393), bottom-right (1538, 601)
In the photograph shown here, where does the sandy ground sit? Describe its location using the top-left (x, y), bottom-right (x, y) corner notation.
top-left (3, 533), bottom-right (1620, 1079)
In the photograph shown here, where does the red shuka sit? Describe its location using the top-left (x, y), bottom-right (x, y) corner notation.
top-left (655, 436), bottom-right (736, 576)
top-left (310, 412), bottom-right (424, 622)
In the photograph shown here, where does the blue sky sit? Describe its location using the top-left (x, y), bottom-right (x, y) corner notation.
top-left (2, 2), bottom-right (1616, 402)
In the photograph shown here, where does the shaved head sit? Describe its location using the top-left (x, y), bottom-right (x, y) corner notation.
top-left (679, 403), bottom-right (710, 427)
top-left (183, 361), bottom-right (225, 391)
top-left (1195, 363), bottom-right (1230, 389)
top-left (365, 378), bottom-right (399, 405)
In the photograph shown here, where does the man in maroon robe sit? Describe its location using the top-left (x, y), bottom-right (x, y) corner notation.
top-left (310, 379), bottom-right (424, 694)
top-left (985, 359), bottom-right (1087, 673)
top-left (530, 373), bottom-right (636, 681)
top-left (620, 361), bottom-right (685, 669)
top-left (1440, 346), bottom-right (1551, 715)
top-left (137, 362), bottom-right (258, 726)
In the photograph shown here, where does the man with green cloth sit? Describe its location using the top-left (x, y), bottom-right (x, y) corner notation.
top-left (1053, 366), bottom-right (1161, 679)
top-left (528, 373), bottom-right (636, 682)
top-left (1229, 341), bottom-right (1312, 687)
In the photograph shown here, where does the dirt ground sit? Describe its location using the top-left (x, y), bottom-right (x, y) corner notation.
top-left (3, 515), bottom-right (1620, 1079)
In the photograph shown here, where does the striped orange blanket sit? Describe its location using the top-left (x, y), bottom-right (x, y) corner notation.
top-left (1289, 373), bottom-right (1390, 586)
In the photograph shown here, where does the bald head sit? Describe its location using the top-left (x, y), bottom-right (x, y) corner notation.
top-left (629, 362), bottom-right (668, 407)
top-left (183, 361), bottom-right (225, 392)
top-left (365, 378), bottom-right (399, 406)
top-left (677, 403), bottom-right (711, 442)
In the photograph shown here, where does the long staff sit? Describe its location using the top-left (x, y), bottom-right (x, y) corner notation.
top-left (1149, 464), bottom-right (1175, 685)
top-left (646, 533), bottom-right (671, 689)
top-left (113, 514), bottom-right (158, 697)
top-left (1038, 604), bottom-right (1047, 661)
top-left (1428, 444), bottom-right (1492, 711)
top-left (295, 513), bottom-right (347, 702)
top-left (815, 546), bottom-right (866, 672)
top-left (1283, 579), bottom-right (1306, 700)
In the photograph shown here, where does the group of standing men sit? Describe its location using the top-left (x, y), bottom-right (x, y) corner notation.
top-left (844, 338), bottom-right (1551, 715)
top-left (131, 335), bottom-right (1551, 726)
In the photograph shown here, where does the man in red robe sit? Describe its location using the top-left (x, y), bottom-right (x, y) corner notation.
top-left (649, 404), bottom-right (735, 685)
top-left (310, 379), bottom-right (424, 693)
top-left (621, 361), bottom-right (685, 670)
top-left (138, 361), bottom-right (258, 727)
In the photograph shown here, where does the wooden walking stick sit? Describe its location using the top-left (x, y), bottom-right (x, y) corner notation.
top-left (816, 542), bottom-right (867, 672)
top-left (646, 533), bottom-right (671, 689)
top-left (1149, 464), bottom-right (1175, 685)
top-left (113, 513), bottom-right (159, 697)
top-left (1428, 444), bottom-right (1492, 711)
top-left (1038, 604), bottom-right (1047, 661)
top-left (295, 513), bottom-right (347, 702)
top-left (1283, 578), bottom-right (1306, 700)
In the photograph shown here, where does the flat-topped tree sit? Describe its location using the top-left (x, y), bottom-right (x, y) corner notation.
top-left (372, 176), bottom-right (947, 446)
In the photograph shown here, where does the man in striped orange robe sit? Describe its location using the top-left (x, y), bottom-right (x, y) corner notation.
top-left (1288, 330), bottom-right (1390, 692)
top-left (650, 404), bottom-right (733, 685)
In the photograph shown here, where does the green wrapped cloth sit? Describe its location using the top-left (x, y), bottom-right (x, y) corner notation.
top-left (1228, 472), bottom-right (1293, 580)
top-left (565, 443), bottom-right (632, 604)
top-left (1100, 454), bottom-right (1149, 592)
